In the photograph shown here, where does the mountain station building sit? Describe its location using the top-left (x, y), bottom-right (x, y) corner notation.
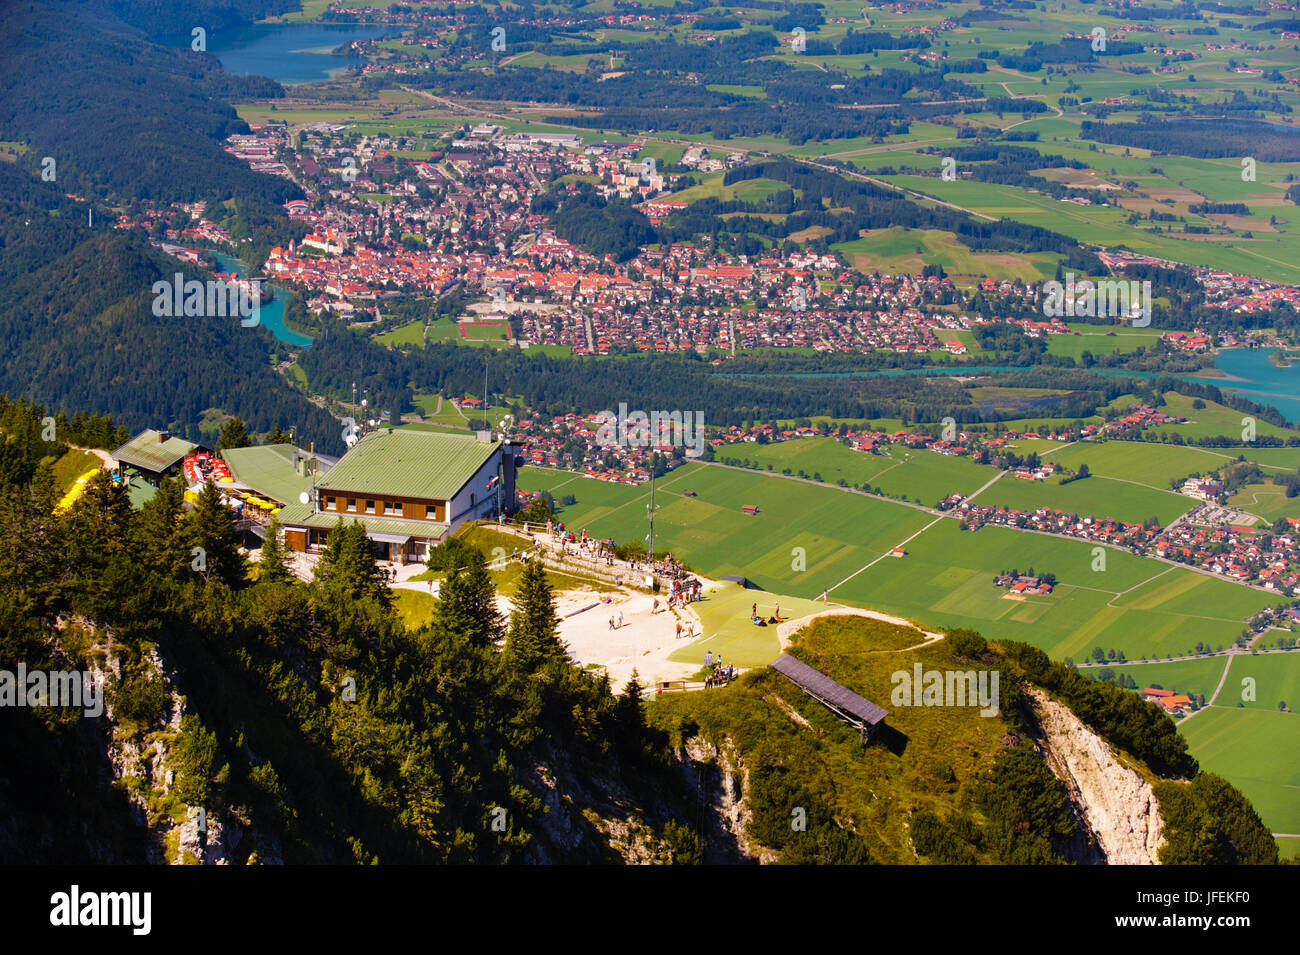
top-left (274, 428), bottom-right (519, 563)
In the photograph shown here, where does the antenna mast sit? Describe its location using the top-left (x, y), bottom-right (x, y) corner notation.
top-left (648, 460), bottom-right (655, 559)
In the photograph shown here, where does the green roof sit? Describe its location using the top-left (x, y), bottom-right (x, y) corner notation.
top-left (315, 429), bottom-right (500, 502)
top-left (222, 444), bottom-right (318, 506)
top-left (112, 429), bottom-right (196, 473)
top-left (276, 501), bottom-right (449, 542)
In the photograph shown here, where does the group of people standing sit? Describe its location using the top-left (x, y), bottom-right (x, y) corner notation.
top-left (702, 650), bottom-right (734, 688)
top-left (667, 577), bottom-right (701, 607)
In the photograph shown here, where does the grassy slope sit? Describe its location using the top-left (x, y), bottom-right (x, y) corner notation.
top-left (649, 614), bottom-right (1016, 864)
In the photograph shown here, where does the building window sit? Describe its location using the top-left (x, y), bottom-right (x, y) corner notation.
top-left (384, 501), bottom-right (403, 516)
top-left (365, 500), bottom-right (376, 515)
top-left (346, 498), bottom-right (357, 513)
top-left (325, 496), bottom-right (335, 509)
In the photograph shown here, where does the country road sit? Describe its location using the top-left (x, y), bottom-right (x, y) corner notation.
top-left (1075, 647), bottom-right (1299, 669)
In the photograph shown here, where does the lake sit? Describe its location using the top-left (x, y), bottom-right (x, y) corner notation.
top-left (181, 23), bottom-right (390, 85)
top-left (1210, 348), bottom-right (1300, 425)
top-left (213, 252), bottom-right (313, 348)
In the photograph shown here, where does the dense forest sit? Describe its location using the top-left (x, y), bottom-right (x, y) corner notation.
top-left (1081, 118), bottom-right (1300, 162)
top-left (0, 163), bottom-right (344, 454)
top-left (297, 320), bottom-right (1255, 429)
top-left (0, 401), bottom-right (689, 863)
top-left (300, 328), bottom-right (1020, 426)
top-left (0, 1), bottom-right (299, 210)
top-left (0, 1), bottom-right (341, 454)
top-left (994, 36), bottom-right (1147, 72)
top-left (655, 159), bottom-right (1101, 265)
top-left (532, 183), bottom-right (656, 263)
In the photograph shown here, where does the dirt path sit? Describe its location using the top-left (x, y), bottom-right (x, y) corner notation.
top-left (72, 445), bottom-right (114, 469)
top-left (1178, 651), bottom-right (1239, 724)
top-left (776, 606), bottom-right (943, 652)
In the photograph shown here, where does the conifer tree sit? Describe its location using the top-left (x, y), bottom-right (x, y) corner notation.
top-left (615, 669), bottom-right (645, 735)
top-left (258, 514), bottom-right (293, 585)
top-left (69, 471), bottom-right (135, 560)
top-left (265, 423), bottom-right (292, 445)
top-left (217, 416), bottom-right (250, 451)
top-left (29, 462), bottom-right (59, 516)
top-left (505, 560), bottom-right (565, 670)
top-left (314, 520), bottom-right (387, 603)
top-left (136, 475), bottom-right (189, 578)
top-left (186, 478), bottom-right (246, 586)
top-left (436, 545), bottom-right (503, 647)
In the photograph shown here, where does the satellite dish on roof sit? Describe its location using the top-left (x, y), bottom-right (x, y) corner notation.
top-left (299, 491), bottom-right (311, 505)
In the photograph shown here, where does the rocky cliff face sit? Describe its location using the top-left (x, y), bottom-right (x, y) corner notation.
top-left (523, 737), bottom-right (757, 864)
top-left (1023, 686), bottom-right (1164, 865)
top-left (681, 736), bottom-right (769, 864)
top-left (73, 618), bottom-right (267, 865)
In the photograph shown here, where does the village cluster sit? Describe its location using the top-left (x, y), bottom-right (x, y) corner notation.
top-left (107, 84), bottom-right (1300, 602)
top-left (940, 494), bottom-right (1300, 593)
top-left (111, 121), bottom-right (1300, 364)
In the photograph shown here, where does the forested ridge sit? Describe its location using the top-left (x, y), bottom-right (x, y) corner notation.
top-left (0, 162), bottom-right (344, 455)
top-left (1081, 118), bottom-right (1300, 162)
top-left (0, 390), bottom-right (1278, 864)
top-left (0, 1), bottom-right (342, 454)
top-left (0, 399), bottom-right (691, 863)
top-left (0, 1), bottom-right (296, 207)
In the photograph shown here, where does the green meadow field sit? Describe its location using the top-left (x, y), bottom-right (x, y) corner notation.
top-left (713, 437), bottom-right (1000, 503)
top-left (834, 521), bottom-right (1272, 662)
top-left (970, 471), bottom-right (1189, 526)
top-left (1225, 652), bottom-right (1300, 714)
top-left (1046, 325), bottom-right (1165, 361)
top-left (667, 580), bottom-right (835, 668)
top-left (832, 227), bottom-right (1055, 284)
top-left (1229, 483), bottom-right (1300, 522)
top-left (1241, 447), bottom-right (1300, 472)
top-left (374, 320), bottom-right (425, 347)
top-left (711, 435), bottom-right (898, 487)
top-left (1045, 440), bottom-right (1238, 490)
top-left (1089, 656), bottom-right (1230, 702)
top-left (518, 463), bottom-right (1274, 662)
top-left (870, 448), bottom-right (998, 503)
top-left (1181, 703), bottom-right (1300, 836)
top-left (1160, 393), bottom-right (1298, 442)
